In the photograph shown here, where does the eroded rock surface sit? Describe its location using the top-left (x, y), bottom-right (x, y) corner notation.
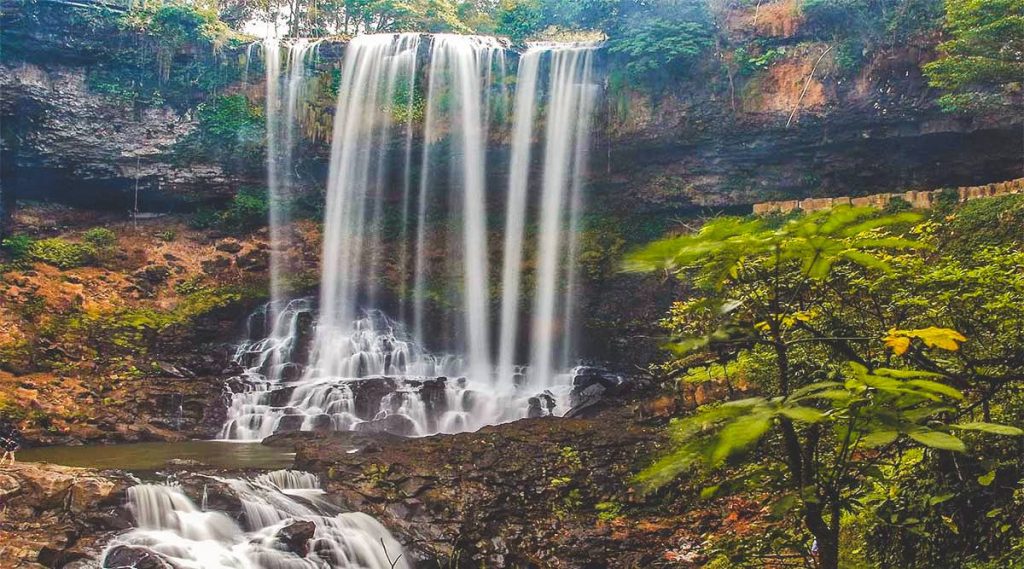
top-left (285, 405), bottom-right (721, 567)
top-left (0, 462), bottom-right (132, 569)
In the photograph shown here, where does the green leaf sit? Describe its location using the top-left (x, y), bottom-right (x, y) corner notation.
top-left (700, 484), bottom-right (720, 499)
top-left (858, 430), bottom-right (899, 448)
top-left (908, 430), bottom-right (966, 452)
top-left (709, 412), bottom-right (773, 465)
top-left (977, 470), bottom-right (996, 487)
top-left (928, 493), bottom-right (956, 506)
top-left (906, 379), bottom-right (964, 400)
top-left (952, 422), bottom-right (1024, 436)
top-left (778, 405), bottom-right (828, 423)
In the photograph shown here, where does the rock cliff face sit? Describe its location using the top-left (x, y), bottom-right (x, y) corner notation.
top-left (0, 62), bottom-right (241, 205)
top-left (2, 2), bottom-right (1020, 217)
top-left (596, 46), bottom-right (1022, 215)
top-left (0, 0), bottom-right (260, 209)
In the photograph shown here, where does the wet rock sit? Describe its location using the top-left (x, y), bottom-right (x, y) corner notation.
top-left (103, 545), bottom-right (172, 569)
top-left (279, 362), bottom-right (305, 382)
top-left (354, 414), bottom-right (416, 437)
top-left (527, 391), bottom-right (558, 418)
top-left (1, 464), bottom-right (133, 568)
top-left (292, 310), bottom-right (315, 366)
top-left (214, 238), bottom-right (243, 253)
top-left (351, 377), bottom-right (399, 419)
top-left (155, 360), bottom-right (194, 378)
top-left (274, 414), bottom-right (306, 434)
top-left (275, 520), bottom-right (315, 556)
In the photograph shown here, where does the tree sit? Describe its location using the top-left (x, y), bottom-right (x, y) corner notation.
top-left (625, 207), bottom-right (1023, 568)
top-left (923, 0), bottom-right (1024, 112)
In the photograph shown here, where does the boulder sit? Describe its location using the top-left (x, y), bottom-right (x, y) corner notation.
top-left (103, 545), bottom-right (172, 569)
top-left (354, 414), bottom-right (416, 437)
top-left (275, 520), bottom-right (316, 556)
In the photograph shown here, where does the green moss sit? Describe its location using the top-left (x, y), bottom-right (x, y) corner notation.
top-left (174, 94), bottom-right (264, 170)
top-left (173, 275), bottom-right (207, 296)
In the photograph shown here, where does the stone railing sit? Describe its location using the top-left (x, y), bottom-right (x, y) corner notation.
top-left (752, 177), bottom-right (1024, 215)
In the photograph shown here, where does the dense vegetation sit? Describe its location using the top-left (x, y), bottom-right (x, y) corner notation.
top-left (627, 196), bottom-right (1024, 568)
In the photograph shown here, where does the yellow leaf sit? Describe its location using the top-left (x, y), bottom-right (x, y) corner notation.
top-left (912, 327), bottom-right (967, 351)
top-left (884, 334), bottom-right (912, 356)
top-left (884, 327), bottom-right (967, 355)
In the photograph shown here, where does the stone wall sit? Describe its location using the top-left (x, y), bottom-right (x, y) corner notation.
top-left (752, 177), bottom-right (1024, 215)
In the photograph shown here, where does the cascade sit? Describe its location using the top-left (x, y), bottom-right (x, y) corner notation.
top-left (102, 470), bottom-right (408, 569)
top-left (266, 39), bottom-right (321, 332)
top-left (221, 34), bottom-right (601, 441)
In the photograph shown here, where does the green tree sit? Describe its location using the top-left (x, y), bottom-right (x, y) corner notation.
top-left (625, 207), bottom-right (1023, 568)
top-left (923, 0), bottom-right (1024, 111)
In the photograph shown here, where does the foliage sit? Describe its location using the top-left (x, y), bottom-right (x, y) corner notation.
top-left (1, 235), bottom-right (35, 260)
top-left (733, 44), bottom-right (787, 75)
top-left (626, 206), bottom-right (1024, 568)
top-left (156, 230), bottom-right (178, 242)
top-left (27, 238), bottom-right (97, 270)
top-left (608, 17), bottom-right (713, 80)
top-left (176, 94), bottom-right (265, 170)
top-left (220, 187), bottom-right (271, 231)
top-left (83, 227), bottom-right (117, 249)
top-left (923, 0), bottom-right (1024, 112)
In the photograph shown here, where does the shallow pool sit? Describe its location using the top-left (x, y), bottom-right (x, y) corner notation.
top-left (18, 440), bottom-right (295, 472)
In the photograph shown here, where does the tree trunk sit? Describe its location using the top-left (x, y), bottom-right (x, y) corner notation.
top-left (805, 503), bottom-right (840, 569)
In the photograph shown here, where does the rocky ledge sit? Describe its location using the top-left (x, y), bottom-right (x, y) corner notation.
top-left (0, 462), bottom-right (133, 569)
top-left (283, 402), bottom-right (747, 568)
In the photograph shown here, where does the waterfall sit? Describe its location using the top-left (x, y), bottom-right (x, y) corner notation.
top-left (314, 33), bottom-right (422, 377)
top-left (102, 471), bottom-right (408, 569)
top-left (266, 39), bottom-right (320, 330)
top-left (528, 45), bottom-right (598, 388)
top-left (221, 35), bottom-right (601, 441)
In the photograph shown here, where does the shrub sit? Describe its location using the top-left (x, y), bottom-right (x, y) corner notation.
top-left (188, 208), bottom-right (219, 229)
top-left (220, 188), bottom-right (269, 231)
top-left (155, 230), bottom-right (178, 242)
top-left (1, 235), bottom-right (35, 260)
top-left (0, 395), bottom-right (27, 422)
top-left (28, 238), bottom-right (97, 269)
top-left (83, 227), bottom-right (117, 248)
top-left (885, 196), bottom-right (913, 213)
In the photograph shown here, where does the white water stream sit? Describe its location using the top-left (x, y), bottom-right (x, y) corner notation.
top-left (102, 470), bottom-right (408, 569)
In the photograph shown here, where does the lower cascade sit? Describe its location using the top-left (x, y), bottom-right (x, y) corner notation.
top-left (220, 299), bottom-right (573, 440)
top-left (102, 470), bottom-right (408, 569)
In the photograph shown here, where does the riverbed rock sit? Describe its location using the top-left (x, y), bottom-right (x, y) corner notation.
top-left (103, 545), bottom-right (172, 569)
top-left (274, 520), bottom-right (316, 556)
